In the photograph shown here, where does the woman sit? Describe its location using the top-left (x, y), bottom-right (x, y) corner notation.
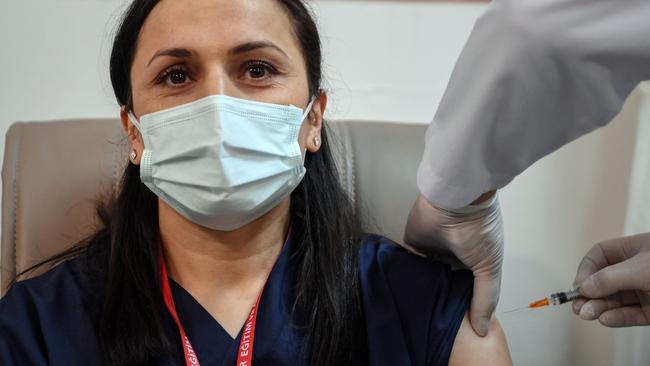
top-left (0, 1), bottom-right (511, 365)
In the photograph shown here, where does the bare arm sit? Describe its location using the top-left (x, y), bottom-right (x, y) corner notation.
top-left (448, 313), bottom-right (512, 366)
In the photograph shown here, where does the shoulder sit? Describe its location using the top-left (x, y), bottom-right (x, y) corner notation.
top-left (358, 234), bottom-right (474, 366)
top-left (1, 255), bottom-right (94, 310)
top-left (0, 256), bottom-right (101, 365)
top-left (358, 233), bottom-right (473, 295)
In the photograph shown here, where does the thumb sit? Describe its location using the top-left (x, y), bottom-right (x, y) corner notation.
top-left (469, 273), bottom-right (500, 337)
top-left (580, 257), bottom-right (641, 299)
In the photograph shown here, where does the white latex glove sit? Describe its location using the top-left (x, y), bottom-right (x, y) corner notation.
top-left (404, 193), bottom-right (504, 337)
top-left (572, 232), bottom-right (650, 327)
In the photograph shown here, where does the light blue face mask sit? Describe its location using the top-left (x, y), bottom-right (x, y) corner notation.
top-left (128, 94), bottom-right (315, 231)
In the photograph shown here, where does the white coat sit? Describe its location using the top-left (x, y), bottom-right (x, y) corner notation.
top-left (418, 0), bottom-right (650, 208)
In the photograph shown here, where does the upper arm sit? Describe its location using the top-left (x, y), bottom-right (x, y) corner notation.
top-left (448, 313), bottom-right (512, 366)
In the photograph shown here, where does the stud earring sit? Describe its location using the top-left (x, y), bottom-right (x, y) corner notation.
top-left (129, 149), bottom-right (137, 162)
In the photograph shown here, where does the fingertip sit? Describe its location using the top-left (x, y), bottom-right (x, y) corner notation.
top-left (572, 298), bottom-right (586, 315)
top-left (468, 289), bottom-right (498, 337)
top-left (572, 278), bottom-right (583, 291)
top-left (579, 302), bottom-right (596, 320)
top-left (469, 311), bottom-right (490, 337)
top-left (580, 276), bottom-right (597, 297)
top-left (598, 313), bottom-right (614, 327)
top-left (478, 317), bottom-right (490, 337)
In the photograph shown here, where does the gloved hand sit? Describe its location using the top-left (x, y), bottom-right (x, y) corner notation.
top-left (572, 232), bottom-right (650, 327)
top-left (404, 192), bottom-right (504, 337)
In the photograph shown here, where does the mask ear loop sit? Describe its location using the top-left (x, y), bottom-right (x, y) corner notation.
top-left (300, 96), bottom-right (317, 162)
top-left (301, 97), bottom-right (317, 123)
top-left (127, 111), bottom-right (143, 133)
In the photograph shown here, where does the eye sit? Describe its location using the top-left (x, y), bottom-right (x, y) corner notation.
top-left (244, 60), bottom-right (278, 80)
top-left (249, 65), bottom-right (267, 79)
top-left (156, 65), bottom-right (191, 87)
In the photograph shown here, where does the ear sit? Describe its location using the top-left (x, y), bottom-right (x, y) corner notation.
top-left (120, 106), bottom-right (144, 165)
top-left (306, 91), bottom-right (327, 153)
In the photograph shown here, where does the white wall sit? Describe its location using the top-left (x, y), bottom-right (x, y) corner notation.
top-left (615, 83), bottom-right (650, 366)
top-left (0, 0), bottom-right (485, 128)
top-left (0, 1), bottom-right (645, 365)
top-left (498, 86), bottom-right (644, 366)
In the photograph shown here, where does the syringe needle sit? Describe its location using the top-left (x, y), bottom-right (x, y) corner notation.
top-left (503, 287), bottom-right (581, 315)
top-left (502, 306), bottom-right (529, 314)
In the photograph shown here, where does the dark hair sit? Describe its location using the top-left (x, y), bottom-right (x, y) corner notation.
top-left (16, 1), bottom-right (367, 365)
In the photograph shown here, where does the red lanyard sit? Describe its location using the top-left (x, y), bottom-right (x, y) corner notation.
top-left (158, 229), bottom-right (290, 366)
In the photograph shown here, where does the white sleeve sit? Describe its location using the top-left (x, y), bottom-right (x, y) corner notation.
top-left (417, 0), bottom-right (650, 209)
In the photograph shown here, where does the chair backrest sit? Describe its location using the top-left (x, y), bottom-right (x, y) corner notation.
top-left (1, 119), bottom-right (427, 295)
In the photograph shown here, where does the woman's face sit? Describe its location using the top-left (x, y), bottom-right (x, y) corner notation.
top-left (121, 0), bottom-right (325, 162)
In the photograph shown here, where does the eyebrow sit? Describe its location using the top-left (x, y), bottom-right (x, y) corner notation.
top-left (229, 41), bottom-right (289, 58)
top-left (147, 41), bottom-right (289, 68)
top-left (147, 48), bottom-right (193, 67)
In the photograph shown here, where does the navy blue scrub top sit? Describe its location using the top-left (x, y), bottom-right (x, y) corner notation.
top-left (0, 234), bottom-right (473, 365)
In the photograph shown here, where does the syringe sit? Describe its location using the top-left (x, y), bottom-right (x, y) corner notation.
top-left (503, 287), bottom-right (582, 314)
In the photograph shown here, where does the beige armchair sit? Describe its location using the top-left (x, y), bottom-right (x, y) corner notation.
top-left (1, 119), bottom-right (427, 295)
